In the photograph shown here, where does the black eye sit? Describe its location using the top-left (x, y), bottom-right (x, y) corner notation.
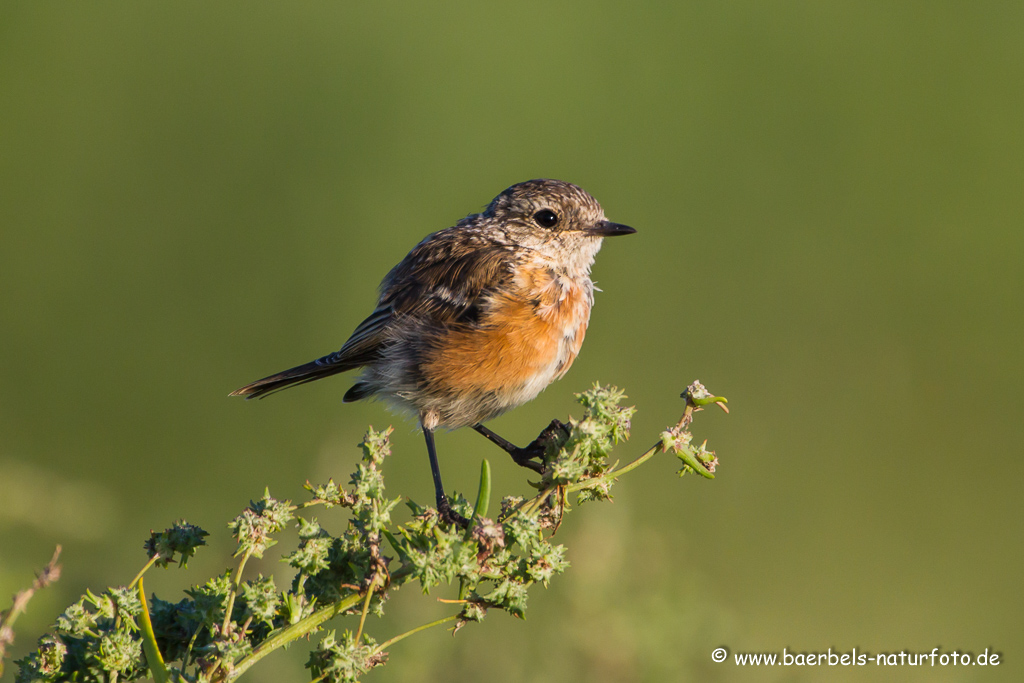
top-left (533, 209), bottom-right (559, 228)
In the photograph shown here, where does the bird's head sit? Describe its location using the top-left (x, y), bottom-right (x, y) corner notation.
top-left (484, 178), bottom-right (635, 271)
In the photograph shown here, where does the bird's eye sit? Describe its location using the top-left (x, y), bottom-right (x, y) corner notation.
top-left (533, 209), bottom-right (559, 228)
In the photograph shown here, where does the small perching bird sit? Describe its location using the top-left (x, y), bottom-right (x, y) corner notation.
top-left (232, 179), bottom-right (635, 524)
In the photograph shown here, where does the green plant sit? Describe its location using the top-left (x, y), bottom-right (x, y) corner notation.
top-left (12, 382), bottom-right (727, 683)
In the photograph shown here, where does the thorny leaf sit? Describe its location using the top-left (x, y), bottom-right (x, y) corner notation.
top-left (306, 629), bottom-right (386, 683)
top-left (229, 490), bottom-right (294, 558)
top-left (145, 521), bottom-right (209, 569)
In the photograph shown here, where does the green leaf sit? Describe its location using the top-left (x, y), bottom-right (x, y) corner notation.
top-left (137, 578), bottom-right (170, 683)
top-left (676, 444), bottom-right (716, 479)
top-left (465, 459), bottom-right (492, 542)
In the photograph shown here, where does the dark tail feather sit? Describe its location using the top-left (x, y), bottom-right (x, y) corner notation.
top-left (230, 358), bottom-right (356, 400)
top-left (343, 382), bottom-right (373, 403)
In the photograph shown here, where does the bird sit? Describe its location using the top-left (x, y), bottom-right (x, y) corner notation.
top-left (231, 179), bottom-right (635, 524)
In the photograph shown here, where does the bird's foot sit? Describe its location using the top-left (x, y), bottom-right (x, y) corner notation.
top-left (509, 419), bottom-right (571, 474)
top-left (437, 497), bottom-right (469, 529)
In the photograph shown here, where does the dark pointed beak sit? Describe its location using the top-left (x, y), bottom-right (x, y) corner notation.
top-left (587, 220), bottom-right (637, 237)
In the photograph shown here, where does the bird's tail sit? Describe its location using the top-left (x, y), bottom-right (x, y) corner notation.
top-left (229, 357), bottom-right (356, 400)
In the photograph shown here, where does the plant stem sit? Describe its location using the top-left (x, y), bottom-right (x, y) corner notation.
top-left (181, 622), bottom-right (203, 670)
top-left (514, 440), bottom-right (663, 519)
top-left (128, 556), bottom-right (159, 590)
top-left (222, 548), bottom-right (253, 635)
top-left (372, 614), bottom-right (459, 654)
top-left (228, 593), bottom-right (363, 681)
top-left (355, 581), bottom-right (374, 643)
top-left (566, 441), bottom-right (663, 493)
top-left (229, 563), bottom-right (416, 681)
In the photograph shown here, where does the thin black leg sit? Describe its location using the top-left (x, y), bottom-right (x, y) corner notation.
top-left (472, 421), bottom-right (569, 474)
top-left (472, 424), bottom-right (521, 455)
top-left (422, 425), bottom-right (467, 527)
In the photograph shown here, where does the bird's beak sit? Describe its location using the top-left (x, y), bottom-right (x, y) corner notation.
top-left (587, 220), bottom-right (637, 237)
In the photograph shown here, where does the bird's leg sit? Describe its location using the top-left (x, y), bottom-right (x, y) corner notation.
top-left (422, 426), bottom-right (468, 528)
top-left (472, 420), bottom-right (570, 475)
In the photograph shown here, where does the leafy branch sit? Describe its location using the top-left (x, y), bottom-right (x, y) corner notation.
top-left (13, 381), bottom-right (727, 683)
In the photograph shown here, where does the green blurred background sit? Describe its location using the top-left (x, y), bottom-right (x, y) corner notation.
top-left (2, 2), bottom-right (1022, 681)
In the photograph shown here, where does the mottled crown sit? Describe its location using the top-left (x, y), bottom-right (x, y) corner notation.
top-left (484, 179), bottom-right (605, 233)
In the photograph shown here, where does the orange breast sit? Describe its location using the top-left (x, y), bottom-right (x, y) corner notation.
top-left (422, 264), bottom-right (591, 397)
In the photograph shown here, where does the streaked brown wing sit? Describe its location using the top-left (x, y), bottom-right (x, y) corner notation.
top-left (232, 229), bottom-right (515, 401)
top-left (378, 233), bottom-right (515, 326)
top-left (321, 233), bottom-right (516, 373)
